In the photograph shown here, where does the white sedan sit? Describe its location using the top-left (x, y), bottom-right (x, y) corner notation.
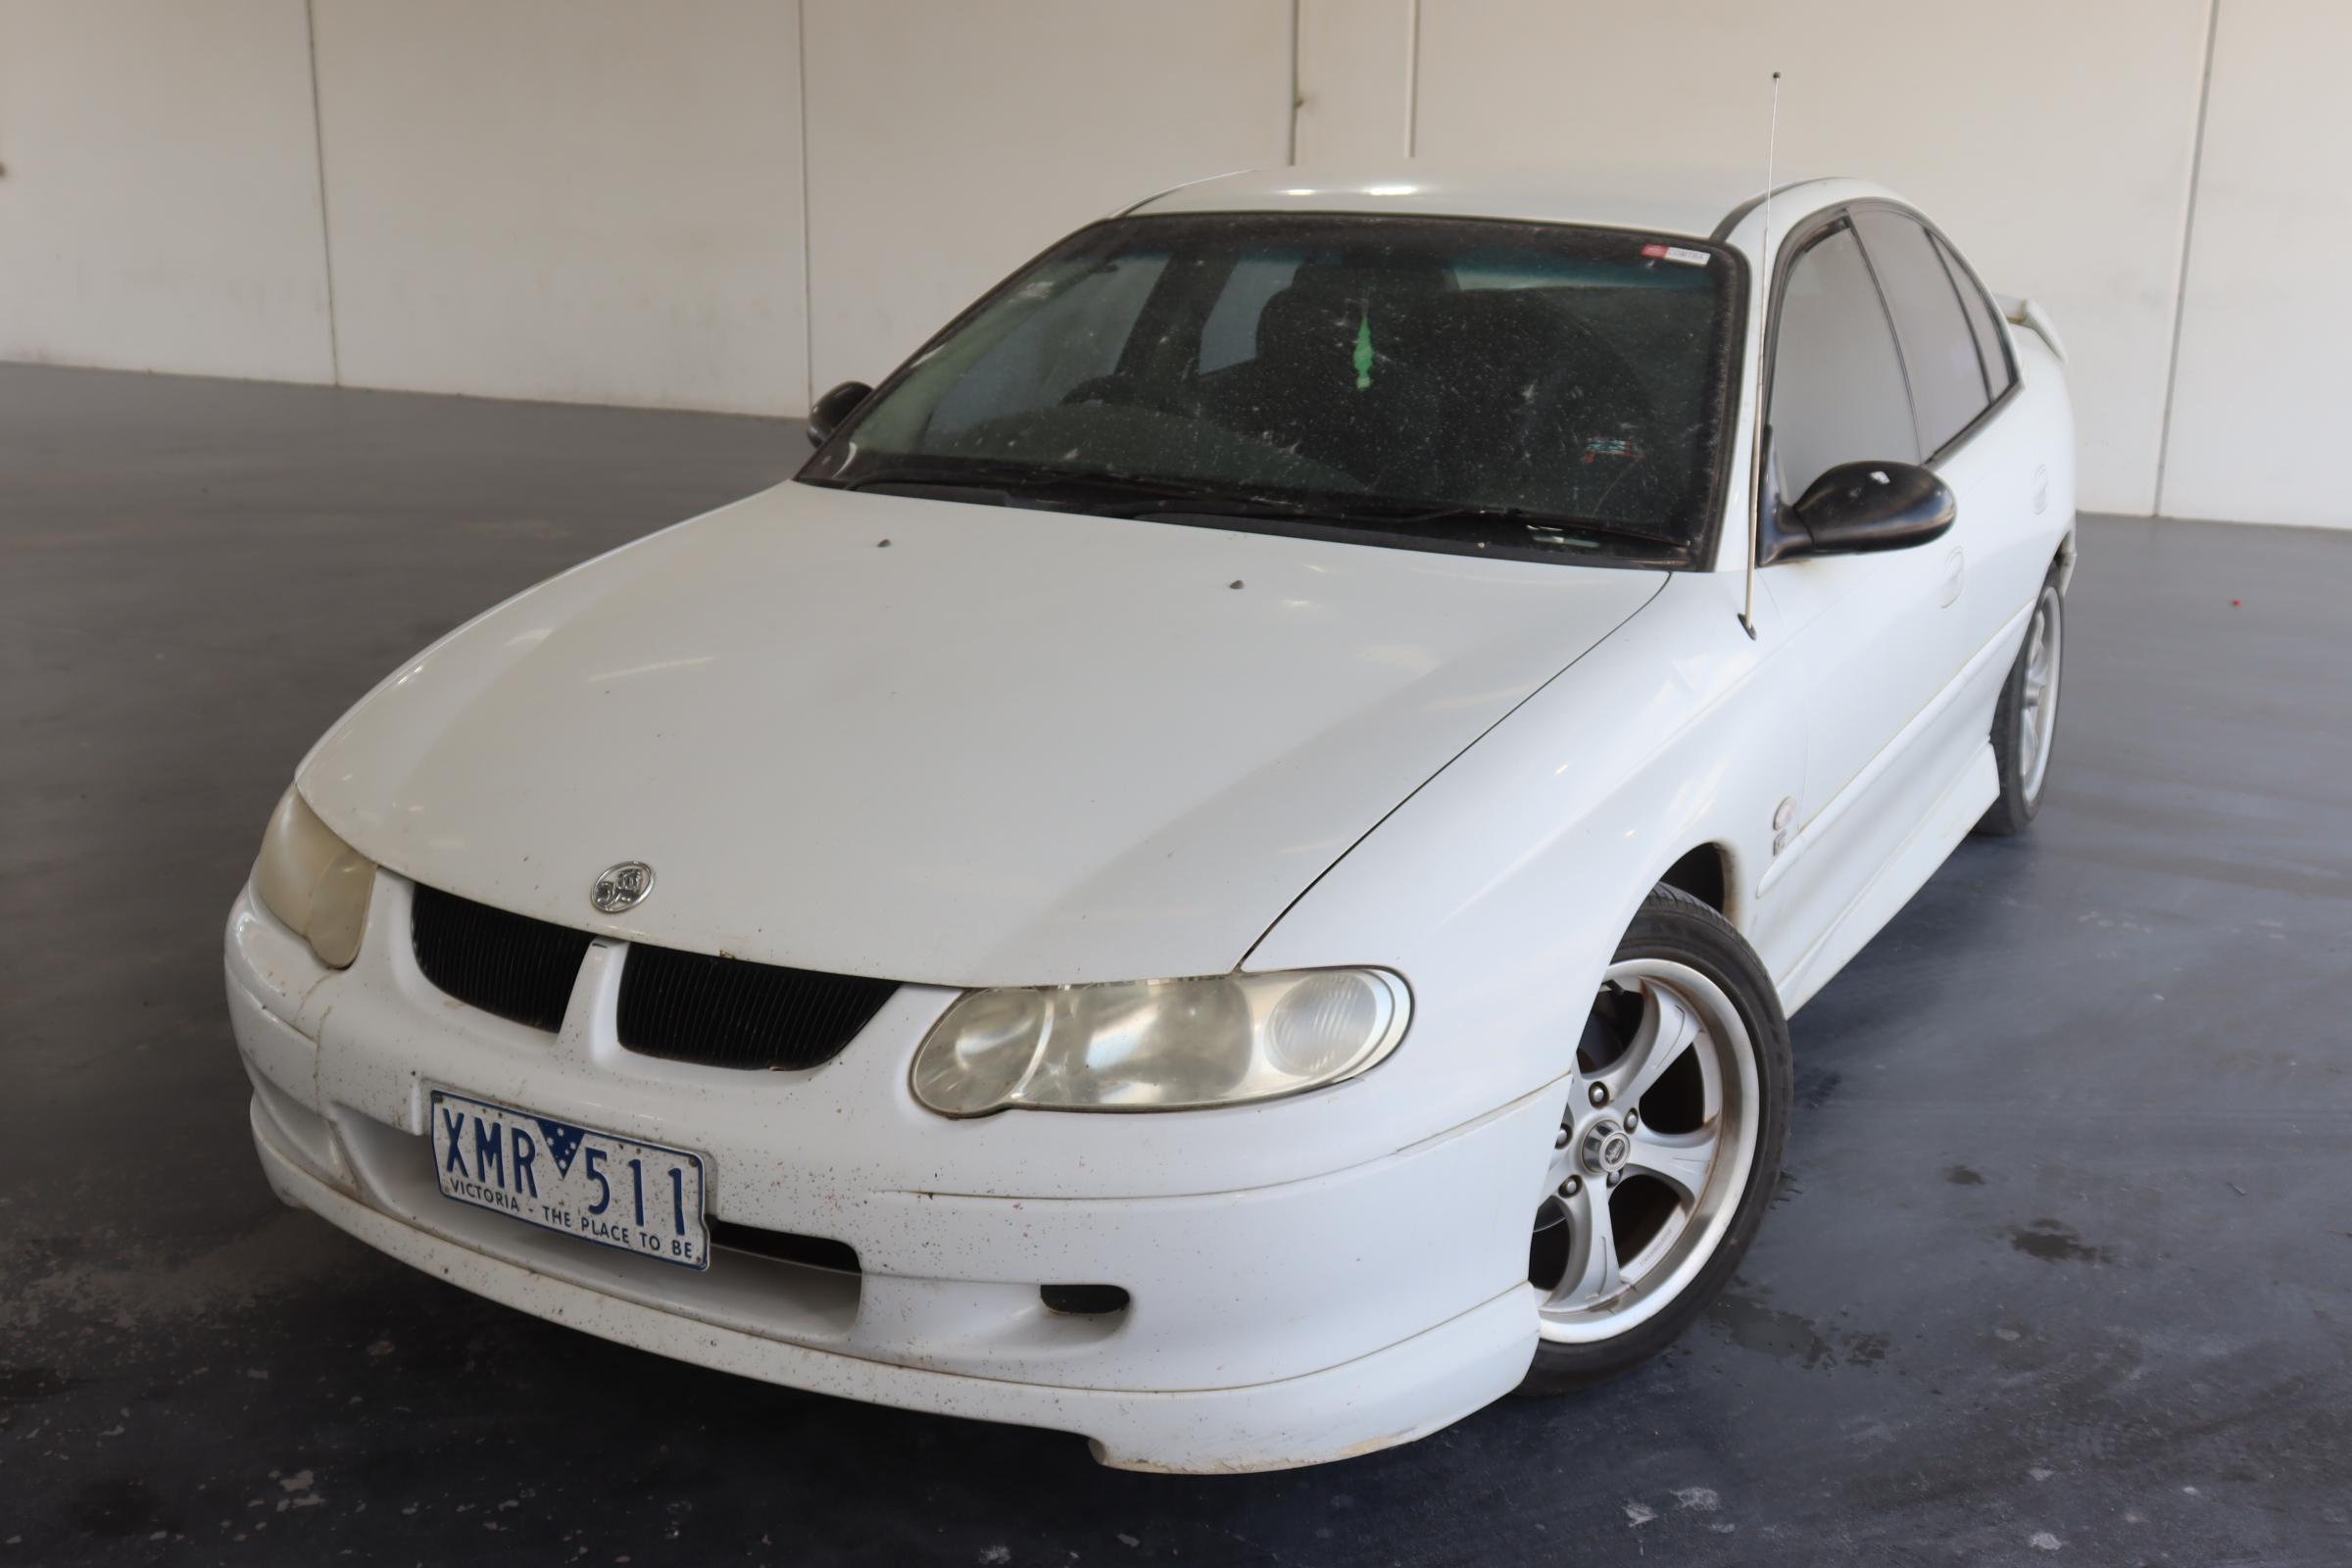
top-left (225, 166), bottom-right (2073, 1473)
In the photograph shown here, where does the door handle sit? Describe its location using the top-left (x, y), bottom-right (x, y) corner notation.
top-left (1937, 546), bottom-right (1965, 608)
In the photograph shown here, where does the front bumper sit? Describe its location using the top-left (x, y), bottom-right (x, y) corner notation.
top-left (248, 1111), bottom-right (1533, 1472)
top-left (226, 872), bottom-right (1549, 1471)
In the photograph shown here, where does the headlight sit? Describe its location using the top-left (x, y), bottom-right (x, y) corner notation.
top-left (911, 968), bottom-right (1409, 1115)
top-left (250, 786), bottom-right (376, 969)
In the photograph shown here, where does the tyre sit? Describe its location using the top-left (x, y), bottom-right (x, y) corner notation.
top-left (1975, 567), bottom-right (2065, 837)
top-left (1517, 883), bottom-right (1792, 1396)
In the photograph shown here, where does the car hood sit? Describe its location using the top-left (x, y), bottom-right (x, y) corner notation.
top-left (300, 483), bottom-right (1663, 987)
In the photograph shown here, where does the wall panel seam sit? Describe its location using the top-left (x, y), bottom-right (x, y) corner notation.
top-left (304, 0), bottom-right (341, 383)
top-left (2155, 0), bottom-right (2223, 517)
top-left (1404, 0), bottom-right (1421, 157)
top-left (1288, 0), bottom-right (1302, 165)
top-left (798, 0), bottom-right (815, 414)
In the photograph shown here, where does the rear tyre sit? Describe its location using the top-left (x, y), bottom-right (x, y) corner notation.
top-left (1516, 884), bottom-right (1792, 1396)
top-left (1975, 569), bottom-right (2065, 837)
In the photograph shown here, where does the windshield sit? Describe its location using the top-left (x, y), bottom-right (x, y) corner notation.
top-left (801, 212), bottom-right (1740, 565)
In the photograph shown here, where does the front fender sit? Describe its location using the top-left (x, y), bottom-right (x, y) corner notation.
top-left (1247, 566), bottom-right (1800, 1141)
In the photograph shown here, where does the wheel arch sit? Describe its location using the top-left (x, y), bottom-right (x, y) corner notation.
top-left (1655, 842), bottom-right (1729, 917)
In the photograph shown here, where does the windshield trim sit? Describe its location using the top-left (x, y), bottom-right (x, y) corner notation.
top-left (805, 455), bottom-right (1694, 566)
top-left (1090, 507), bottom-right (1690, 569)
top-left (797, 210), bottom-right (1750, 572)
top-left (806, 470), bottom-right (1691, 569)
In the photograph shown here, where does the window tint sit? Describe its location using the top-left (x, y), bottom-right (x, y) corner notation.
top-left (1770, 222), bottom-right (1917, 501)
top-left (1854, 209), bottom-right (1988, 455)
top-left (1936, 231), bottom-right (2015, 400)
top-left (927, 255), bottom-right (1170, 437)
top-left (1197, 252), bottom-right (1304, 372)
top-left (814, 213), bottom-right (1741, 563)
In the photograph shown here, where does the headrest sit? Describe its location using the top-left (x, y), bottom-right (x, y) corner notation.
top-left (1253, 263), bottom-right (1449, 365)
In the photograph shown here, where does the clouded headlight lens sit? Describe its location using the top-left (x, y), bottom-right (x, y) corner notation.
top-left (910, 968), bottom-right (1408, 1115)
top-left (250, 787), bottom-right (376, 969)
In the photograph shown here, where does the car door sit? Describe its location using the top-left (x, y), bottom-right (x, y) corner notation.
top-left (1886, 217), bottom-right (2051, 669)
top-left (1850, 207), bottom-right (2041, 668)
top-left (1746, 214), bottom-right (1978, 998)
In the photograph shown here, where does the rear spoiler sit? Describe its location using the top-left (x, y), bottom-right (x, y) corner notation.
top-left (1994, 293), bottom-right (2068, 363)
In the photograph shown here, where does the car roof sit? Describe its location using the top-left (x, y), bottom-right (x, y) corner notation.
top-left (1126, 163), bottom-right (1760, 241)
top-left (1126, 165), bottom-right (1897, 249)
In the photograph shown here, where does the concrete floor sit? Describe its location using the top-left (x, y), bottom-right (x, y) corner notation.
top-left (3, 361), bottom-right (2347, 1567)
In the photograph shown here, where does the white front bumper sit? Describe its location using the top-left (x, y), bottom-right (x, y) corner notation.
top-left (247, 1110), bottom-right (1533, 1473)
top-left (226, 874), bottom-right (1549, 1471)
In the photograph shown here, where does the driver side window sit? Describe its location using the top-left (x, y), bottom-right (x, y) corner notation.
top-left (1769, 222), bottom-right (1918, 503)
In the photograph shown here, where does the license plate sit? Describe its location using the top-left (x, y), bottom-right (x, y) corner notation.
top-left (428, 1087), bottom-right (710, 1270)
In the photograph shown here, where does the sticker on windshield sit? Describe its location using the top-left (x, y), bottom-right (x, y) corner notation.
top-left (1583, 436), bottom-right (1643, 464)
top-left (1642, 244), bottom-right (1711, 268)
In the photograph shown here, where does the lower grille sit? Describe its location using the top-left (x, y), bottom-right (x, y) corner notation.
top-left (617, 944), bottom-right (898, 1070)
top-left (410, 883), bottom-right (592, 1032)
top-left (710, 1219), bottom-right (860, 1274)
top-left (1041, 1284), bottom-right (1130, 1316)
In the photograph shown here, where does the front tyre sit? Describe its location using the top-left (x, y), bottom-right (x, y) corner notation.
top-left (1975, 570), bottom-right (2065, 837)
top-left (1518, 884), bottom-right (1792, 1396)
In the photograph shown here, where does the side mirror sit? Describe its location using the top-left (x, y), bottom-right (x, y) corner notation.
top-left (1773, 461), bottom-right (1955, 560)
top-left (807, 380), bottom-right (874, 447)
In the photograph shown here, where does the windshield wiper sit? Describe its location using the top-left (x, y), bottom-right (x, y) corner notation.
top-left (830, 465), bottom-right (1677, 554)
top-left (1135, 494), bottom-right (1674, 551)
top-left (1111, 495), bottom-right (1324, 520)
top-left (1348, 504), bottom-right (1676, 551)
top-left (839, 464), bottom-right (1239, 508)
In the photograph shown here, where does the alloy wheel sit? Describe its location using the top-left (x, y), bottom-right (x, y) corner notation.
top-left (2018, 587), bottom-right (2062, 803)
top-left (1530, 959), bottom-right (1761, 1343)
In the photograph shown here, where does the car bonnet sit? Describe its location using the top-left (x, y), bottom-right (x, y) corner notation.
top-left (297, 482), bottom-right (1665, 988)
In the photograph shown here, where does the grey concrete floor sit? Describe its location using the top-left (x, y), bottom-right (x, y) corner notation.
top-left (2, 361), bottom-right (2347, 1567)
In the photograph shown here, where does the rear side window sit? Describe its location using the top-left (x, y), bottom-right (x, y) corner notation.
top-left (1936, 231), bottom-right (2016, 401)
top-left (1854, 209), bottom-right (1987, 456)
top-left (1770, 221), bottom-right (1918, 501)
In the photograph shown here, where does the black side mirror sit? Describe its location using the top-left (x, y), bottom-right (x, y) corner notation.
top-left (1771, 461), bottom-right (1955, 561)
top-left (807, 380), bottom-right (874, 447)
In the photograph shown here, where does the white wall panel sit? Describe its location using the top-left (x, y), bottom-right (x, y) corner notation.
top-left (1408, 0), bottom-right (2215, 516)
top-left (802, 0), bottom-right (1295, 396)
top-left (1, 1), bottom-right (2342, 530)
top-left (2158, 0), bottom-right (2350, 527)
top-left (0, 0), bottom-right (332, 382)
top-left (1295, 0), bottom-right (1415, 165)
top-left (310, 0), bottom-right (804, 414)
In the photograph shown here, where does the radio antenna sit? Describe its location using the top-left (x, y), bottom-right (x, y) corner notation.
top-left (1740, 71), bottom-right (1781, 641)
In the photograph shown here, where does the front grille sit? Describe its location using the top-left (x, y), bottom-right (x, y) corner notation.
top-left (411, 883), bottom-right (592, 1032)
top-left (617, 944), bottom-right (898, 1070)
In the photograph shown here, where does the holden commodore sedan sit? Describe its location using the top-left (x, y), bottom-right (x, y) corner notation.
top-left (225, 165), bottom-right (2072, 1473)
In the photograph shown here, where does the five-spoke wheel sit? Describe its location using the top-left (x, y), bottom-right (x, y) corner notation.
top-left (1519, 884), bottom-right (1791, 1395)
